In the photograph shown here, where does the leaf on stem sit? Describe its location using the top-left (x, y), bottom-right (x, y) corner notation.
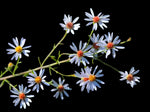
top-left (50, 56), bottom-right (57, 62)
top-left (24, 73), bottom-right (29, 77)
top-left (49, 67), bottom-right (52, 76)
top-left (0, 80), bottom-right (5, 88)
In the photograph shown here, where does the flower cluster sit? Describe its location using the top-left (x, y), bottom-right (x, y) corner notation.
top-left (0, 8), bottom-right (141, 110)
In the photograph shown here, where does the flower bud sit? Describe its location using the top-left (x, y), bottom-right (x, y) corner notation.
top-left (8, 62), bottom-right (14, 68)
top-left (127, 37), bottom-right (132, 42)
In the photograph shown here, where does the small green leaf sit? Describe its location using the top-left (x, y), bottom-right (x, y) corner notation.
top-left (24, 73), bottom-right (29, 77)
top-left (50, 56), bottom-right (57, 62)
top-left (49, 67), bottom-right (52, 76)
top-left (9, 85), bottom-right (12, 90)
top-left (53, 44), bottom-right (56, 49)
top-left (0, 80), bottom-right (5, 88)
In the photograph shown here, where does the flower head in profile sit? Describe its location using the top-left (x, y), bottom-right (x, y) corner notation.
top-left (60, 14), bottom-right (80, 35)
top-left (75, 66), bottom-right (105, 93)
top-left (10, 84), bottom-right (34, 109)
top-left (120, 67), bottom-right (140, 88)
top-left (69, 41), bottom-right (93, 66)
top-left (7, 37), bottom-right (31, 60)
top-left (100, 32), bottom-right (125, 58)
top-left (27, 69), bottom-right (50, 93)
top-left (51, 77), bottom-right (72, 100)
top-left (85, 8), bottom-right (110, 30)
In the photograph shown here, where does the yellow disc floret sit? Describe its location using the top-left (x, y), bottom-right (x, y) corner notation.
top-left (15, 46), bottom-right (23, 53)
top-left (35, 76), bottom-right (42, 84)
top-left (126, 74), bottom-right (134, 81)
top-left (89, 75), bottom-right (96, 82)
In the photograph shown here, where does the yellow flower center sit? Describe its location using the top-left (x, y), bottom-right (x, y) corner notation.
top-left (15, 46), bottom-right (22, 53)
top-left (126, 74), bottom-right (134, 81)
top-left (89, 75), bottom-right (96, 82)
top-left (19, 93), bottom-right (26, 100)
top-left (35, 76), bottom-right (42, 84)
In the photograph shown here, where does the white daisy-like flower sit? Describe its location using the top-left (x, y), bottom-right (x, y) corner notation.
top-left (10, 84), bottom-right (34, 109)
top-left (51, 77), bottom-right (72, 100)
top-left (120, 67), bottom-right (140, 88)
top-left (101, 32), bottom-right (125, 58)
top-left (90, 33), bottom-right (106, 57)
top-left (85, 8), bottom-right (110, 30)
top-left (69, 41), bottom-right (93, 66)
top-left (7, 37), bottom-right (31, 60)
top-left (60, 14), bottom-right (80, 35)
top-left (75, 66), bottom-right (105, 93)
top-left (27, 69), bottom-right (50, 93)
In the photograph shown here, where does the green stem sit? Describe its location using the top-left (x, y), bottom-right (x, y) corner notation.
top-left (0, 69), bottom-right (8, 78)
top-left (50, 67), bottom-right (75, 77)
top-left (87, 29), bottom-right (94, 46)
top-left (13, 57), bottom-right (20, 75)
top-left (0, 58), bottom-right (70, 81)
top-left (41, 31), bottom-right (68, 66)
top-left (96, 58), bottom-right (120, 73)
top-left (5, 80), bottom-right (19, 91)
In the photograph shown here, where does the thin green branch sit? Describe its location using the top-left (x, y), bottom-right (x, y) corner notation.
top-left (50, 67), bottom-right (75, 78)
top-left (41, 31), bottom-right (68, 66)
top-left (0, 58), bottom-right (70, 81)
top-left (96, 58), bottom-right (120, 73)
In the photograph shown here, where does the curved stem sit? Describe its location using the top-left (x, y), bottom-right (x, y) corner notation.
top-left (5, 80), bottom-right (19, 91)
top-left (96, 58), bottom-right (120, 73)
top-left (50, 67), bottom-right (75, 78)
top-left (87, 29), bottom-right (94, 46)
top-left (41, 31), bottom-right (68, 66)
top-left (13, 57), bottom-right (20, 75)
top-left (0, 58), bottom-right (70, 81)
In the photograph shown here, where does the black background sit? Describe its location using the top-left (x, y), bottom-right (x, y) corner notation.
top-left (0, 3), bottom-right (148, 112)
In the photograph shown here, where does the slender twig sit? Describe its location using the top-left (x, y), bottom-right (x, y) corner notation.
top-left (5, 80), bottom-right (19, 91)
top-left (0, 58), bottom-right (70, 81)
top-left (96, 58), bottom-right (120, 73)
top-left (13, 57), bottom-right (20, 75)
top-left (41, 31), bottom-right (68, 66)
top-left (50, 67), bottom-right (75, 77)
top-left (87, 29), bottom-right (94, 46)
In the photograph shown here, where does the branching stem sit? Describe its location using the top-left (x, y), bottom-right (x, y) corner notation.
top-left (0, 58), bottom-right (70, 81)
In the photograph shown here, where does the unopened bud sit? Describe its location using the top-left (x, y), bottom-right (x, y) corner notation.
top-left (8, 62), bottom-right (14, 68)
top-left (127, 37), bottom-right (132, 42)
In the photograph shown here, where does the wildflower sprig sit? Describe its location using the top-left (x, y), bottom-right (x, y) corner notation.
top-left (0, 8), bottom-right (141, 109)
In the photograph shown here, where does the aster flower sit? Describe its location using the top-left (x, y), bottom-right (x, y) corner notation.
top-left (85, 8), bottom-right (110, 30)
top-left (10, 84), bottom-right (34, 109)
top-left (100, 32), bottom-right (125, 58)
top-left (120, 67), bottom-right (140, 88)
top-left (27, 69), bottom-right (50, 93)
top-left (75, 66), bottom-right (105, 93)
top-left (7, 37), bottom-right (31, 60)
top-left (90, 33), bottom-right (106, 57)
top-left (51, 77), bottom-right (72, 100)
top-left (69, 41), bottom-right (93, 66)
top-left (60, 14), bottom-right (80, 35)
